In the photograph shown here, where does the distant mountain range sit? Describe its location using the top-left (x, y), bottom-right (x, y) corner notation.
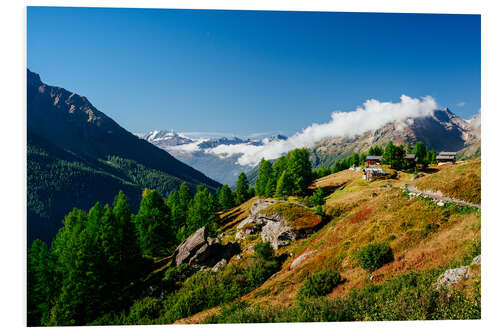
top-left (27, 70), bottom-right (221, 244)
top-left (138, 131), bottom-right (288, 185)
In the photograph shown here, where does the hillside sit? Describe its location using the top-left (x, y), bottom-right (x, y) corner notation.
top-left (81, 159), bottom-right (480, 325)
top-left (310, 108), bottom-right (480, 168)
top-left (27, 70), bottom-right (221, 243)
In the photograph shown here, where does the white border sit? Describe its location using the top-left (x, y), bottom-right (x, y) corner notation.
top-left (2, 1), bottom-right (499, 332)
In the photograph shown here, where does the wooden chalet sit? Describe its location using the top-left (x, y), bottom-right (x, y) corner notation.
top-left (436, 152), bottom-right (457, 165)
top-left (363, 168), bottom-right (389, 181)
top-left (405, 154), bottom-right (417, 167)
top-left (365, 155), bottom-right (382, 166)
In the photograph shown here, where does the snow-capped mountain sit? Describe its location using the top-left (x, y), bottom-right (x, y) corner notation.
top-left (139, 131), bottom-right (288, 185)
top-left (139, 130), bottom-right (194, 148)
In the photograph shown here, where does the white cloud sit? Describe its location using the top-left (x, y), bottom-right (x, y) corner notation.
top-left (208, 95), bottom-right (438, 166)
top-left (457, 101), bottom-right (466, 107)
top-left (468, 108), bottom-right (481, 128)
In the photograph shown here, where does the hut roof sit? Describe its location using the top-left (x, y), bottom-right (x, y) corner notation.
top-left (437, 155), bottom-right (456, 160)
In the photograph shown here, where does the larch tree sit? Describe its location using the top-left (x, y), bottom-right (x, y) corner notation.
top-left (235, 172), bottom-right (250, 205)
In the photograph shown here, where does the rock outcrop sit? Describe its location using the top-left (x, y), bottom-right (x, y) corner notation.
top-left (235, 199), bottom-right (276, 240)
top-left (436, 255), bottom-right (481, 289)
top-left (261, 213), bottom-right (296, 250)
top-left (436, 266), bottom-right (470, 289)
top-left (236, 199), bottom-right (323, 250)
top-left (172, 226), bottom-right (240, 269)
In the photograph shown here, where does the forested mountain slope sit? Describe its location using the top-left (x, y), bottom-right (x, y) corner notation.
top-left (27, 69), bottom-right (220, 243)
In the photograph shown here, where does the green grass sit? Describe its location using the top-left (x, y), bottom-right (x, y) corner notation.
top-left (204, 268), bottom-right (480, 323)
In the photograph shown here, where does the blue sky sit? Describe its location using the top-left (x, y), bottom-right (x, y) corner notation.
top-left (27, 7), bottom-right (480, 137)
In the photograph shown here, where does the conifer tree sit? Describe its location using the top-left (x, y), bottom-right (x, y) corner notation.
top-left (255, 158), bottom-right (273, 196)
top-left (28, 239), bottom-right (56, 326)
top-left (218, 184), bottom-right (235, 211)
top-left (265, 177), bottom-right (277, 198)
top-left (406, 142), bottom-right (413, 154)
top-left (414, 141), bottom-right (428, 169)
top-left (286, 148), bottom-right (312, 196)
top-left (135, 190), bottom-right (171, 257)
top-left (382, 141), bottom-right (395, 166)
top-left (48, 205), bottom-right (105, 325)
top-left (275, 170), bottom-right (293, 198)
top-left (235, 172), bottom-right (250, 205)
top-left (309, 187), bottom-right (325, 206)
top-left (186, 185), bottom-right (219, 237)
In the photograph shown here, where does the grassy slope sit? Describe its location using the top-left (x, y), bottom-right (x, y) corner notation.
top-left (176, 160), bottom-right (481, 323)
top-left (415, 159), bottom-right (481, 204)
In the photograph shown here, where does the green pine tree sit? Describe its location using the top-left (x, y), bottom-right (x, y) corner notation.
top-left (235, 173), bottom-right (250, 205)
top-left (255, 158), bottom-right (273, 197)
top-left (135, 190), bottom-right (172, 257)
top-left (286, 148), bottom-right (312, 196)
top-left (275, 170), bottom-right (293, 198)
top-left (186, 185), bottom-right (219, 237)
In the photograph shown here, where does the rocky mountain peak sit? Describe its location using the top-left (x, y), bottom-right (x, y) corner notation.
top-left (27, 69), bottom-right (42, 87)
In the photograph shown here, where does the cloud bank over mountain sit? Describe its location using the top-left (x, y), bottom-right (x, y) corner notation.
top-left (208, 95), bottom-right (438, 166)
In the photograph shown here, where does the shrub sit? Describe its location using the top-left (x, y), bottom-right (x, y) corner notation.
top-left (357, 242), bottom-right (394, 272)
top-left (309, 188), bottom-right (325, 207)
top-left (298, 269), bottom-right (342, 298)
top-left (158, 254), bottom-right (281, 323)
top-left (162, 263), bottom-right (194, 293)
top-left (253, 242), bottom-right (274, 261)
top-left (124, 297), bottom-right (162, 325)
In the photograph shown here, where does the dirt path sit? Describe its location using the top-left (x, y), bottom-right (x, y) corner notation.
top-left (404, 185), bottom-right (480, 209)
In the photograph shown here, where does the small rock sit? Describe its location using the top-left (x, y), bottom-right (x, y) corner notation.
top-left (212, 258), bottom-right (227, 272)
top-left (437, 201), bottom-right (445, 207)
top-left (289, 250), bottom-right (316, 270)
top-left (436, 266), bottom-right (470, 289)
top-left (471, 255), bottom-right (481, 265)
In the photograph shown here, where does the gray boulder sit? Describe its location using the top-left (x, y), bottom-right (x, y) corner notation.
top-left (174, 227), bottom-right (208, 266)
top-left (436, 266), bottom-right (470, 289)
top-left (172, 226), bottom-right (240, 269)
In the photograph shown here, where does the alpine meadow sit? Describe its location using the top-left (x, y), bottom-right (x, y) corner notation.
top-left (26, 7), bottom-right (481, 327)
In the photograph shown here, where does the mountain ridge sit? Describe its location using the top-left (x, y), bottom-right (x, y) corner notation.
top-left (309, 107), bottom-right (480, 167)
top-left (27, 69), bottom-right (221, 244)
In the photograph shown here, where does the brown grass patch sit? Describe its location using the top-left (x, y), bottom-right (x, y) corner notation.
top-left (262, 202), bottom-right (322, 231)
top-left (416, 159), bottom-right (481, 204)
